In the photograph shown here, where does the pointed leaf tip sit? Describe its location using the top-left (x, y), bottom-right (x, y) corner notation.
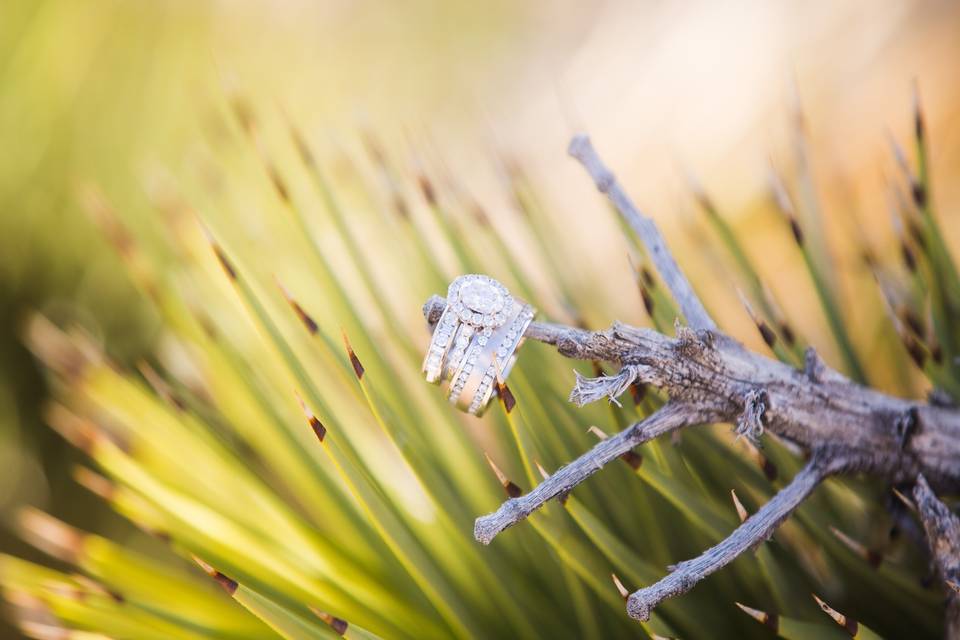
top-left (812, 594), bottom-right (858, 636)
top-left (192, 556), bottom-right (238, 595)
top-left (341, 329), bottom-right (365, 380)
top-left (211, 243), bottom-right (237, 280)
top-left (611, 573), bottom-right (630, 600)
top-left (276, 279), bottom-right (319, 335)
top-left (496, 375), bottom-right (516, 413)
top-left (830, 526), bottom-right (883, 567)
top-left (587, 425), bottom-right (608, 440)
top-left (731, 489), bottom-right (749, 523)
top-left (534, 461), bottom-right (551, 481)
top-left (310, 607), bottom-right (349, 636)
top-left (484, 453), bottom-right (522, 498)
top-left (735, 602), bottom-right (778, 630)
top-left (295, 392), bottom-right (327, 442)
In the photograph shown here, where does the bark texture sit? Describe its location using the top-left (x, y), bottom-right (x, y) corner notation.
top-left (422, 135), bottom-right (960, 627)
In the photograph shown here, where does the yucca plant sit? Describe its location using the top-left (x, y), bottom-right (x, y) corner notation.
top-left (2, 88), bottom-right (958, 640)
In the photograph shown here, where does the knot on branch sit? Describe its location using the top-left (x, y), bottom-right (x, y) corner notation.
top-left (804, 347), bottom-right (825, 382)
top-left (894, 407), bottom-right (920, 450)
top-left (674, 321), bottom-right (717, 359)
top-left (736, 389), bottom-right (768, 444)
top-left (569, 365), bottom-right (643, 407)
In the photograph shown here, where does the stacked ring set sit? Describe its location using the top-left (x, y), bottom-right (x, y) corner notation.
top-left (422, 275), bottom-right (535, 415)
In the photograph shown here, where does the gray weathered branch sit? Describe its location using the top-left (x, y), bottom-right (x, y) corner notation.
top-left (568, 135), bottom-right (716, 332)
top-left (420, 134), bottom-right (960, 625)
top-left (424, 294), bottom-right (960, 495)
top-left (913, 474), bottom-right (960, 638)
top-left (473, 402), bottom-right (711, 544)
top-left (627, 454), bottom-right (836, 620)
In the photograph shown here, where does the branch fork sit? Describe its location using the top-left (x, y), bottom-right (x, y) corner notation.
top-left (423, 135), bottom-right (960, 625)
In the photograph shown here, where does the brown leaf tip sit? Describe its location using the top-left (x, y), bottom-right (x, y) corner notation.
top-left (789, 217), bottom-right (804, 246)
top-left (310, 607), bottom-right (349, 635)
top-left (484, 453), bottom-right (522, 498)
top-left (757, 321), bottom-right (777, 348)
top-left (640, 285), bottom-right (655, 316)
top-left (735, 602), bottom-right (779, 631)
top-left (294, 302), bottom-right (319, 334)
top-left (212, 244), bottom-right (237, 280)
top-left (418, 175), bottom-right (437, 206)
top-left (193, 556), bottom-right (238, 595)
top-left (778, 322), bottom-right (796, 347)
top-left (309, 415), bottom-right (327, 442)
top-left (640, 266), bottom-right (656, 289)
top-left (341, 329), bottom-right (365, 380)
top-left (496, 377), bottom-right (516, 413)
top-left (504, 481), bottom-right (523, 498)
top-left (812, 594), bottom-right (858, 636)
top-left (267, 165), bottom-right (291, 203)
top-left (911, 181), bottom-right (927, 209)
top-left (275, 279), bottom-right (319, 335)
top-left (621, 450), bottom-right (643, 470)
top-left (295, 393), bottom-right (327, 442)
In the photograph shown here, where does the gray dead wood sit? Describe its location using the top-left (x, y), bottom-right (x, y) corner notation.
top-left (421, 134), bottom-right (960, 624)
top-left (913, 475), bottom-right (960, 639)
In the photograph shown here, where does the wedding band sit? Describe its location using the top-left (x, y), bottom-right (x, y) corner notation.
top-left (423, 274), bottom-right (534, 415)
top-left (456, 303), bottom-right (534, 415)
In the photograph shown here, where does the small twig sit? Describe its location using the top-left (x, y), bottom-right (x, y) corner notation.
top-left (912, 474), bottom-right (960, 638)
top-left (474, 403), bottom-right (702, 544)
top-left (627, 455), bottom-right (834, 620)
top-left (568, 135), bottom-right (716, 332)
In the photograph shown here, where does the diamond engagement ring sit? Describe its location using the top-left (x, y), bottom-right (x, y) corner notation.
top-left (422, 274), bottom-right (534, 415)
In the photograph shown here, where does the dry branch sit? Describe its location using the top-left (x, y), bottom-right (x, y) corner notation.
top-left (627, 454), bottom-right (837, 620)
top-left (473, 402), bottom-right (708, 544)
top-left (420, 134), bottom-right (960, 624)
top-left (913, 474), bottom-right (960, 637)
top-left (568, 135), bottom-right (716, 332)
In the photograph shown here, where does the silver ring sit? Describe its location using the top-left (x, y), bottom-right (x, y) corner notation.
top-left (424, 274), bottom-right (534, 415)
top-left (422, 274), bottom-right (511, 383)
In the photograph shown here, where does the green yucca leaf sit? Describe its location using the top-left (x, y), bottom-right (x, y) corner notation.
top-left (736, 601), bottom-right (848, 640)
top-left (6, 87), bottom-right (954, 640)
top-left (193, 557), bottom-right (354, 640)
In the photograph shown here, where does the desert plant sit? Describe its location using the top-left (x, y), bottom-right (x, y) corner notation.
top-left (1, 91), bottom-right (958, 639)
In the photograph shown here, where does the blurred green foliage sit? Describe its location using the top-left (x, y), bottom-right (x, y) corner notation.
top-left (0, 1), bottom-right (958, 639)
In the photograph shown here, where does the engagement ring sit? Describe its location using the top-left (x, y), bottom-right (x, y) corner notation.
top-left (422, 274), bottom-right (534, 415)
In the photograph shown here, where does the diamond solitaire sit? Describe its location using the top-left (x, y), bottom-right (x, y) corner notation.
top-left (448, 275), bottom-right (512, 329)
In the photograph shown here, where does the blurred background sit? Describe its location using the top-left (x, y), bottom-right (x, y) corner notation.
top-left (1, 0), bottom-right (959, 637)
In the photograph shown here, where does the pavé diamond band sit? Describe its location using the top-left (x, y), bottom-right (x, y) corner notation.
top-left (422, 274), bottom-right (534, 415)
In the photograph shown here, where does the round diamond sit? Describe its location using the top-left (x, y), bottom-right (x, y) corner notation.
top-left (459, 279), bottom-right (503, 314)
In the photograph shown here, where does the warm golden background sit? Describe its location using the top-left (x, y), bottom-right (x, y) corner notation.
top-left (1, 0), bottom-right (959, 637)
